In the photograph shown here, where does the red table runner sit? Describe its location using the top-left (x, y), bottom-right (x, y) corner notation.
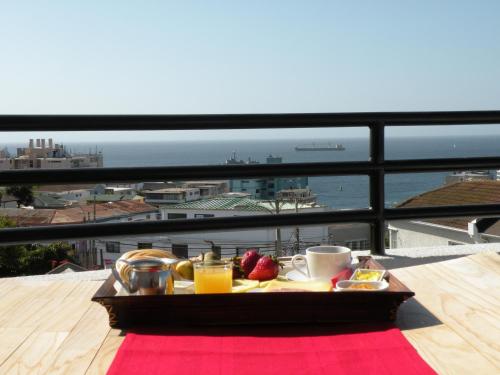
top-left (107, 323), bottom-right (436, 375)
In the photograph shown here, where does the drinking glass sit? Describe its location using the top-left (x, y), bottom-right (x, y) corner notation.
top-left (194, 260), bottom-right (233, 294)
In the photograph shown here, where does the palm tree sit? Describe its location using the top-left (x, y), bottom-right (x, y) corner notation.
top-left (6, 186), bottom-right (34, 208)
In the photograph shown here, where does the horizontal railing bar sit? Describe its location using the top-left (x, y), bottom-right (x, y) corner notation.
top-left (4, 157), bottom-right (500, 185)
top-left (1, 111), bottom-right (499, 131)
top-left (0, 210), bottom-right (375, 245)
top-left (0, 162), bottom-right (372, 185)
top-left (385, 204), bottom-right (500, 220)
top-left (3, 203), bottom-right (500, 245)
top-left (384, 156), bottom-right (500, 173)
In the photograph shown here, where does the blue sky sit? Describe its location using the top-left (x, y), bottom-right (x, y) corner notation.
top-left (1, 1), bottom-right (499, 142)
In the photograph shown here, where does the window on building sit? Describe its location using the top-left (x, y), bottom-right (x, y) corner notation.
top-left (194, 214), bottom-right (215, 218)
top-left (156, 213), bottom-right (162, 220)
top-left (172, 244), bottom-right (188, 258)
top-left (106, 241), bottom-right (121, 253)
top-left (167, 213), bottom-right (187, 220)
top-left (345, 239), bottom-right (370, 251)
top-left (146, 214), bottom-right (151, 220)
top-left (138, 242), bottom-right (153, 249)
top-left (389, 229), bottom-right (398, 249)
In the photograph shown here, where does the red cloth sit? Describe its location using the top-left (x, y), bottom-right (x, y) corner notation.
top-left (107, 324), bottom-right (436, 375)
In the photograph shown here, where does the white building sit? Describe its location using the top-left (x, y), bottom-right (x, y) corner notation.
top-left (144, 188), bottom-right (201, 205)
top-left (103, 187), bottom-right (137, 196)
top-left (37, 184), bottom-right (97, 204)
top-left (183, 180), bottom-right (229, 198)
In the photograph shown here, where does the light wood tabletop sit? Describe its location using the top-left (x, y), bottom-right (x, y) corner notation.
top-left (0, 251), bottom-right (498, 374)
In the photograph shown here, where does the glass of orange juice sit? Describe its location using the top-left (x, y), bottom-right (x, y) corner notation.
top-left (194, 260), bottom-right (233, 294)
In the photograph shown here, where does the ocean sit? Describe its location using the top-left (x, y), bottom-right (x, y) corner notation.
top-left (4, 135), bottom-right (500, 209)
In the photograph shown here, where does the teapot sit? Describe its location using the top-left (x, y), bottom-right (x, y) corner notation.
top-left (112, 257), bottom-right (178, 295)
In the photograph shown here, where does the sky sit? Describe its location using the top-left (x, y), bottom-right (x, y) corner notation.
top-left (1, 1), bottom-right (500, 142)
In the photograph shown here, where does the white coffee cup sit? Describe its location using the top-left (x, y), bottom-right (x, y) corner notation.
top-left (291, 246), bottom-right (351, 281)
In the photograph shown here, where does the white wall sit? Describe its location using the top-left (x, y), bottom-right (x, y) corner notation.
top-left (388, 221), bottom-right (473, 248)
top-left (39, 159), bottom-right (72, 169)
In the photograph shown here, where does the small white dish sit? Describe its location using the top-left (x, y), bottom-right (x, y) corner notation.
top-left (335, 279), bottom-right (389, 292)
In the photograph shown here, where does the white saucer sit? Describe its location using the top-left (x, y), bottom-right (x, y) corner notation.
top-left (286, 259), bottom-right (360, 282)
top-left (286, 269), bottom-right (311, 281)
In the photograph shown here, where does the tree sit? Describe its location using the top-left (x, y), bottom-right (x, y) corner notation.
top-left (0, 216), bottom-right (78, 276)
top-left (0, 216), bottom-right (28, 277)
top-left (6, 186), bottom-right (34, 208)
top-left (23, 242), bottom-right (77, 275)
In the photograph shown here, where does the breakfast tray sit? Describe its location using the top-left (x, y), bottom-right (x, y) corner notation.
top-left (92, 256), bottom-right (414, 329)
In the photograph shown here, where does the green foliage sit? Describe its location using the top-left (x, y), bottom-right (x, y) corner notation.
top-left (22, 242), bottom-right (77, 275)
top-left (0, 216), bottom-right (78, 277)
top-left (6, 186), bottom-right (34, 207)
top-left (0, 215), bottom-right (15, 228)
top-left (0, 245), bottom-right (29, 277)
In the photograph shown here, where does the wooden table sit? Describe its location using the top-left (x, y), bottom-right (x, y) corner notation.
top-left (0, 252), bottom-right (498, 374)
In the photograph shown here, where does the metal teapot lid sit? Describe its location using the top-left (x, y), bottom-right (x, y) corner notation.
top-left (126, 257), bottom-right (178, 271)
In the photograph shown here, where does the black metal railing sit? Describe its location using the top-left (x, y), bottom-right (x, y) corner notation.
top-left (1, 111), bottom-right (500, 254)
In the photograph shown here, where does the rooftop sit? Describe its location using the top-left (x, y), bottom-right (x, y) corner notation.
top-left (88, 194), bottom-right (141, 203)
top-left (147, 188), bottom-right (199, 194)
top-left (165, 197), bottom-right (323, 211)
top-left (397, 180), bottom-right (500, 230)
top-left (37, 184), bottom-right (97, 193)
top-left (51, 201), bottom-right (157, 224)
top-left (0, 208), bottom-right (55, 226)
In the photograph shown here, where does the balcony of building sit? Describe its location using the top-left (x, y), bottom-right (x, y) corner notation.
top-left (1, 111), bottom-right (500, 374)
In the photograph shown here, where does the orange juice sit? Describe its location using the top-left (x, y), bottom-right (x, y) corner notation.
top-left (194, 261), bottom-right (232, 294)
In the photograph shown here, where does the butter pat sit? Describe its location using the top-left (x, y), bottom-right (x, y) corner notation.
top-left (261, 279), bottom-right (332, 292)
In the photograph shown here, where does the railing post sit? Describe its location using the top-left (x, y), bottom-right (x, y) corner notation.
top-left (370, 122), bottom-right (385, 255)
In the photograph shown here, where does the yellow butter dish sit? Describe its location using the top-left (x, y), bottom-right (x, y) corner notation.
top-left (350, 268), bottom-right (386, 282)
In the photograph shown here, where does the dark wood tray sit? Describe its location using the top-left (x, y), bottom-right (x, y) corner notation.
top-left (92, 256), bottom-right (414, 329)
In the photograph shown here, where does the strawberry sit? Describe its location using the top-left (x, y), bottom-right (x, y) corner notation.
top-left (331, 267), bottom-right (353, 288)
top-left (248, 256), bottom-right (280, 281)
top-left (240, 249), bottom-right (261, 277)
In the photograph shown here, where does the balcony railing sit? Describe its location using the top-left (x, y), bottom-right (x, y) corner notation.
top-left (1, 111), bottom-right (500, 254)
